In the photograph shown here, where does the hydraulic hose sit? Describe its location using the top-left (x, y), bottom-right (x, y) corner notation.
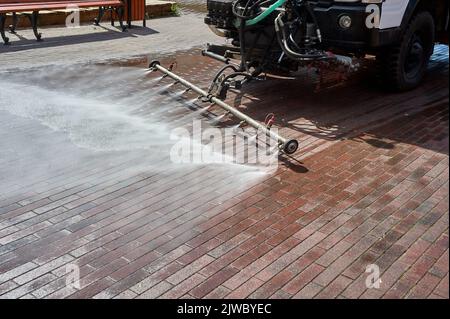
top-left (232, 0), bottom-right (276, 21)
top-left (274, 12), bottom-right (328, 61)
top-left (245, 0), bottom-right (287, 26)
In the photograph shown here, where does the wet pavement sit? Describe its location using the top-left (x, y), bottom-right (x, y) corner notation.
top-left (0, 8), bottom-right (448, 299)
top-left (0, 9), bottom-right (221, 69)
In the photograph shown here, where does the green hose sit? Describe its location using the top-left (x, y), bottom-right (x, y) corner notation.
top-left (245, 0), bottom-right (287, 26)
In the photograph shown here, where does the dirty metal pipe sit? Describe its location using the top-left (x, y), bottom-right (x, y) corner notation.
top-left (149, 61), bottom-right (299, 154)
top-left (202, 50), bottom-right (230, 64)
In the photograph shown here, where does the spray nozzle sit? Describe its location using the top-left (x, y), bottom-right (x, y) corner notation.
top-left (265, 113), bottom-right (276, 129)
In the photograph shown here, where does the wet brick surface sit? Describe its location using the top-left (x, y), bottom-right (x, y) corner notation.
top-left (0, 10), bottom-right (448, 299)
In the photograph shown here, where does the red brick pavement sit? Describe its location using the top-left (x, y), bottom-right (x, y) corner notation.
top-left (0, 46), bottom-right (448, 299)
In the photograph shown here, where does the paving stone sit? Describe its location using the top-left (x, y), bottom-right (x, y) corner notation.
top-left (0, 8), bottom-right (448, 299)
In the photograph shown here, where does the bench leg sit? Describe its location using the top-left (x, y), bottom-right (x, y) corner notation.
top-left (9, 12), bottom-right (19, 34)
top-left (27, 11), bottom-right (42, 41)
top-left (0, 14), bottom-right (9, 45)
top-left (126, 0), bottom-right (131, 28)
top-left (94, 6), bottom-right (105, 26)
top-left (115, 6), bottom-right (126, 32)
top-left (110, 8), bottom-right (114, 27)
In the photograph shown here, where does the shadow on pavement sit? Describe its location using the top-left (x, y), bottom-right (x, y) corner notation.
top-left (0, 25), bottom-right (159, 53)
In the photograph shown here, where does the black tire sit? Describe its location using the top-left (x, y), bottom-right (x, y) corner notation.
top-left (377, 11), bottom-right (435, 91)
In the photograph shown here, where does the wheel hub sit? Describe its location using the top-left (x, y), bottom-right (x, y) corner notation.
top-left (404, 34), bottom-right (425, 79)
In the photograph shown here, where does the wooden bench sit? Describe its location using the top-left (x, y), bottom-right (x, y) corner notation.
top-left (0, 0), bottom-right (126, 44)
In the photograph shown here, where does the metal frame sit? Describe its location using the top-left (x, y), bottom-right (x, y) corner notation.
top-left (0, 1), bottom-right (127, 44)
top-left (2, 11), bottom-right (42, 42)
top-left (0, 13), bottom-right (8, 44)
top-left (149, 61), bottom-right (299, 155)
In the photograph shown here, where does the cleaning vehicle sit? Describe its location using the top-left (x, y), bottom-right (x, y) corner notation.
top-left (149, 0), bottom-right (449, 154)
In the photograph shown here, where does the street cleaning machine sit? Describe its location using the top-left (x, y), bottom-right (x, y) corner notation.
top-left (149, 0), bottom-right (448, 155)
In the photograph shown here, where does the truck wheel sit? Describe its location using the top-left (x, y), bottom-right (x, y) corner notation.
top-left (377, 11), bottom-right (435, 91)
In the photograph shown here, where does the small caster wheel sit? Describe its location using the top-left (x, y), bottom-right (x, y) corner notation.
top-left (283, 139), bottom-right (299, 155)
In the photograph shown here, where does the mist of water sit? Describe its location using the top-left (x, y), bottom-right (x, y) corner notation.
top-left (0, 65), bottom-right (271, 199)
top-left (210, 113), bottom-right (227, 125)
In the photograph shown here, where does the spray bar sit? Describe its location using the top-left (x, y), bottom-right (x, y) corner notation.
top-left (149, 61), bottom-right (299, 154)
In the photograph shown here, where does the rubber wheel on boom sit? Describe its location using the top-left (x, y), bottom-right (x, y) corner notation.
top-left (376, 11), bottom-right (435, 91)
top-left (283, 139), bottom-right (299, 155)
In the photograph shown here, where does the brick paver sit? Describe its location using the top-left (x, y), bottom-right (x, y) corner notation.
top-left (0, 9), bottom-right (448, 299)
